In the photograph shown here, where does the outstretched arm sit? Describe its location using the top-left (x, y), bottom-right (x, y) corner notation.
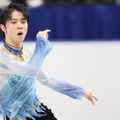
top-left (37, 68), bottom-right (98, 105)
top-left (37, 30), bottom-right (99, 105)
top-left (37, 68), bottom-right (86, 100)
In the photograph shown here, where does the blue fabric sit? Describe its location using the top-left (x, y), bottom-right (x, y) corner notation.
top-left (0, 4), bottom-right (120, 41)
top-left (0, 36), bottom-right (53, 120)
top-left (0, 36), bottom-right (86, 120)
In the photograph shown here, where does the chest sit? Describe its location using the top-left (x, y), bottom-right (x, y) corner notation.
top-left (12, 53), bottom-right (28, 63)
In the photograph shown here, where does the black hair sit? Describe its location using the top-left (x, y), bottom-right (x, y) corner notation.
top-left (0, 2), bottom-right (29, 38)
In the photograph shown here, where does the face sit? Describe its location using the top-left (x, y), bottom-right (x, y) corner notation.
top-left (1, 10), bottom-right (28, 47)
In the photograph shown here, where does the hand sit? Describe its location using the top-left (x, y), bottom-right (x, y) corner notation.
top-left (36, 29), bottom-right (51, 39)
top-left (84, 89), bottom-right (99, 105)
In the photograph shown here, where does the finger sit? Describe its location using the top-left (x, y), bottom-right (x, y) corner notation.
top-left (91, 95), bottom-right (99, 101)
top-left (88, 91), bottom-right (99, 101)
top-left (91, 100), bottom-right (95, 105)
top-left (87, 97), bottom-right (95, 105)
top-left (94, 96), bottom-right (99, 101)
top-left (45, 29), bottom-right (51, 33)
top-left (89, 97), bottom-right (95, 105)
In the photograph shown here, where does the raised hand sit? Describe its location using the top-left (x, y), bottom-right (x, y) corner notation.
top-left (36, 29), bottom-right (51, 39)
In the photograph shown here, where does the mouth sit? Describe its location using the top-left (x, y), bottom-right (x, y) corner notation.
top-left (17, 32), bottom-right (23, 36)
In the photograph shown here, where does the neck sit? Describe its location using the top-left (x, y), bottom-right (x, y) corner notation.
top-left (5, 39), bottom-right (23, 48)
top-left (5, 41), bottom-right (22, 49)
top-left (3, 40), bottom-right (23, 56)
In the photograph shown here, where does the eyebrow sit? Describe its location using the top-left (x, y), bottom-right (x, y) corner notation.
top-left (10, 18), bottom-right (26, 21)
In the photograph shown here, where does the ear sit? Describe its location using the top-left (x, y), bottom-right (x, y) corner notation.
top-left (0, 24), bottom-right (6, 32)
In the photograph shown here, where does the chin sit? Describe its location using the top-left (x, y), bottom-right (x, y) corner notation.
top-left (17, 38), bottom-right (25, 45)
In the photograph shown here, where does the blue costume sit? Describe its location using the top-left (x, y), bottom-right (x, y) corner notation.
top-left (0, 36), bottom-right (86, 120)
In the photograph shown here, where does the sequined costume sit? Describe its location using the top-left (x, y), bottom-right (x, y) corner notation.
top-left (0, 36), bottom-right (86, 120)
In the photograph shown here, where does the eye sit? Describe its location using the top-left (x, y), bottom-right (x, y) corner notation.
top-left (22, 21), bottom-right (25, 23)
top-left (21, 20), bottom-right (27, 24)
top-left (11, 21), bottom-right (16, 24)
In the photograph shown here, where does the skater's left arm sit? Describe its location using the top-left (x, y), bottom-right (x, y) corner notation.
top-left (37, 68), bottom-right (98, 105)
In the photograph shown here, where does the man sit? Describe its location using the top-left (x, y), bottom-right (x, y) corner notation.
top-left (0, 2), bottom-right (98, 120)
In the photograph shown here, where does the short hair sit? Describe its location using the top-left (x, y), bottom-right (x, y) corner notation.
top-left (0, 3), bottom-right (29, 38)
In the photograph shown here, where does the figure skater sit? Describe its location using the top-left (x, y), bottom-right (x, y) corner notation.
top-left (0, 2), bottom-right (98, 120)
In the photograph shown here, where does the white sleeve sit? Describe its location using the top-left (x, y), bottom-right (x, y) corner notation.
top-left (0, 36), bottom-right (53, 77)
top-left (37, 68), bottom-right (86, 100)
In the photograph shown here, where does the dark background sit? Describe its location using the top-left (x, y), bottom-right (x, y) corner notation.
top-left (0, 0), bottom-right (120, 41)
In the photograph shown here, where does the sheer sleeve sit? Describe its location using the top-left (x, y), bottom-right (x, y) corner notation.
top-left (36, 68), bottom-right (86, 100)
top-left (0, 36), bottom-right (53, 77)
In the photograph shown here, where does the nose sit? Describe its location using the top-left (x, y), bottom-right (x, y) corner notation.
top-left (18, 22), bottom-right (23, 29)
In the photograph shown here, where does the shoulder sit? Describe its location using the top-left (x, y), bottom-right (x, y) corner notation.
top-left (0, 47), bottom-right (5, 53)
top-left (0, 47), bottom-right (14, 62)
top-left (0, 46), bottom-right (11, 55)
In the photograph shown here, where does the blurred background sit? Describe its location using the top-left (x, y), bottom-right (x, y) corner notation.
top-left (0, 0), bottom-right (120, 40)
top-left (0, 0), bottom-right (120, 120)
